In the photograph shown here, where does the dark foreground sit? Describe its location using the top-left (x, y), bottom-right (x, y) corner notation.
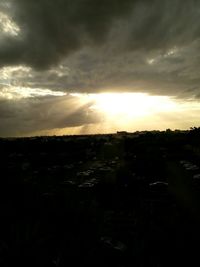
top-left (1, 128), bottom-right (200, 266)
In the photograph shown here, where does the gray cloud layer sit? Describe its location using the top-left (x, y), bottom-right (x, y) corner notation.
top-left (0, 0), bottom-right (199, 97)
top-left (1, 0), bottom-right (200, 69)
top-left (1, 0), bottom-right (135, 69)
top-left (0, 95), bottom-right (100, 136)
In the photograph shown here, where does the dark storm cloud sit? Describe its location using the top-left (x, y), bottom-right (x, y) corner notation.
top-left (1, 0), bottom-right (200, 69)
top-left (0, 0), bottom-right (135, 69)
top-left (12, 44), bottom-right (200, 98)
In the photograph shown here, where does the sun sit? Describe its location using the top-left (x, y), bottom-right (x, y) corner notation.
top-left (88, 92), bottom-right (177, 118)
top-left (69, 92), bottom-right (181, 132)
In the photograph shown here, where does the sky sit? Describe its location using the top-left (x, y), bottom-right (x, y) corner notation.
top-left (0, 0), bottom-right (200, 136)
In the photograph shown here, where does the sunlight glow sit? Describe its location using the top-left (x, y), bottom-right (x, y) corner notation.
top-left (71, 92), bottom-right (178, 119)
top-left (69, 92), bottom-right (200, 133)
top-left (0, 86), bottom-right (66, 99)
top-left (88, 93), bottom-right (176, 118)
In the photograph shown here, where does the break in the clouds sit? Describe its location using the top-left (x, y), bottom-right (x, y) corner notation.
top-left (0, 0), bottom-right (200, 136)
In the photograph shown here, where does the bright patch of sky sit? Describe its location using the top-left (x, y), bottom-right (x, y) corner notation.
top-left (0, 86), bottom-right (66, 99)
top-left (147, 47), bottom-right (178, 65)
top-left (0, 11), bottom-right (20, 36)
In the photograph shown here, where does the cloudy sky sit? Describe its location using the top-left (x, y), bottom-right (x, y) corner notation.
top-left (1, 0), bottom-right (200, 136)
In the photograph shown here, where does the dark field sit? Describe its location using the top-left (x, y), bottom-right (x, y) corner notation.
top-left (1, 128), bottom-right (200, 266)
